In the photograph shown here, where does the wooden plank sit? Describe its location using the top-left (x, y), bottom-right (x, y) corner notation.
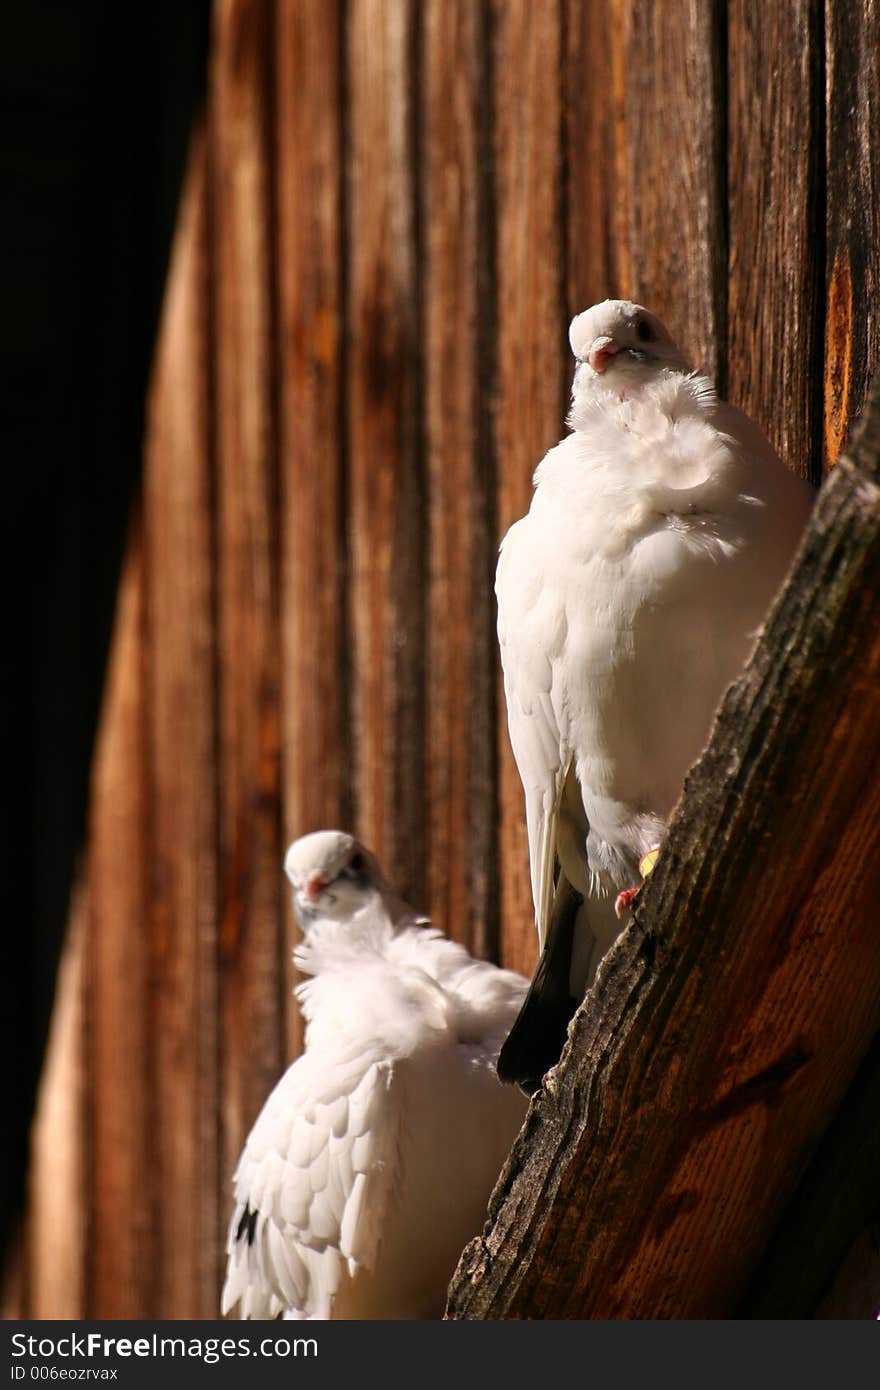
top-left (144, 132), bottom-right (221, 1318)
top-left (276, 0), bottom-right (347, 839)
top-left (607, 0), bottom-right (726, 379)
top-left (492, 0), bottom-right (565, 977)
top-left (26, 886), bottom-right (87, 1318)
top-left (421, 0), bottom-right (498, 958)
top-left (347, 0), bottom-right (426, 906)
top-left (564, 0), bottom-right (723, 356)
top-left (728, 1), bottom-right (824, 481)
top-left (275, 0), bottom-right (347, 1054)
top-left (86, 528), bottom-right (153, 1317)
top-left (563, 0), bottom-right (622, 314)
top-left (211, 0), bottom-right (286, 1313)
top-left (824, 0), bottom-right (880, 468)
top-left (447, 378), bottom-right (880, 1318)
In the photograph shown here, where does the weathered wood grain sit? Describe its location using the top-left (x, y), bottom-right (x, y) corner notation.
top-left (144, 135), bottom-right (221, 1317)
top-left (611, 0), bottom-right (726, 379)
top-left (492, 0), bottom-right (566, 977)
top-left (211, 0), bottom-right (286, 1318)
top-left (86, 532), bottom-right (153, 1317)
top-left (276, 0), bottom-right (348, 844)
top-left (447, 376), bottom-right (880, 1318)
top-left (421, 0), bottom-right (499, 959)
top-left (275, 0), bottom-right (347, 1054)
top-left (728, 1), bottom-right (825, 482)
top-left (824, 0), bottom-right (880, 468)
top-left (563, 0), bottom-right (622, 314)
top-left (346, 0), bottom-right (424, 908)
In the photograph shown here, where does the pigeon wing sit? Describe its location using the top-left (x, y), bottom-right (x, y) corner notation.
top-left (496, 516), bottom-right (569, 947)
top-left (222, 1042), bottom-right (400, 1320)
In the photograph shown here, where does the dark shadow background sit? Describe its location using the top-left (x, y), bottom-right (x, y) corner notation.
top-left (3, 1), bottom-right (211, 1268)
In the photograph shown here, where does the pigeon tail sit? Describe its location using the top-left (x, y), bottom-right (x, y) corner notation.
top-left (497, 879), bottom-right (582, 1095)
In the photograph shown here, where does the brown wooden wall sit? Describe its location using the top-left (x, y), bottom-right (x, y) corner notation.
top-left (9, 0), bottom-right (879, 1318)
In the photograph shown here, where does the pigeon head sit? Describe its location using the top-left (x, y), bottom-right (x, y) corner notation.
top-left (284, 830), bottom-right (384, 924)
top-left (569, 300), bottom-right (687, 387)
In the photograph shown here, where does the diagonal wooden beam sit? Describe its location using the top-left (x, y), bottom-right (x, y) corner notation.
top-left (446, 371), bottom-right (880, 1319)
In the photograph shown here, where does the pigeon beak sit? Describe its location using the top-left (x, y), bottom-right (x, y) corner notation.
top-left (588, 335), bottom-right (619, 373)
top-left (301, 875), bottom-right (328, 903)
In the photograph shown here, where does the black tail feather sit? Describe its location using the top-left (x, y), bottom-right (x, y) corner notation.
top-left (497, 879), bottom-right (583, 1095)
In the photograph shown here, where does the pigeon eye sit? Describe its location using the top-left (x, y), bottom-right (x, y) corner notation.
top-left (349, 852), bottom-right (365, 875)
top-left (636, 319), bottom-right (653, 343)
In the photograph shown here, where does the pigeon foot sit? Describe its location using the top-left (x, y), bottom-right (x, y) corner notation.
top-left (615, 845), bottom-right (662, 918)
top-left (614, 886), bottom-right (640, 919)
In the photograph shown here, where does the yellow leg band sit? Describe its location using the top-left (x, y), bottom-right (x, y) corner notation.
top-left (639, 848), bottom-right (660, 878)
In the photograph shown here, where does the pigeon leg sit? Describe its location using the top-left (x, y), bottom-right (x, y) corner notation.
top-left (614, 847), bottom-right (661, 919)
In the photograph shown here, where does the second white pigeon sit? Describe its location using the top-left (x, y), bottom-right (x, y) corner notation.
top-left (496, 299), bottom-right (813, 1092)
top-left (222, 830), bottom-right (528, 1320)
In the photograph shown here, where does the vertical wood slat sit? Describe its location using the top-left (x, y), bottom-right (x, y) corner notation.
top-left (612, 0), bottom-right (726, 380)
top-left (276, 0), bottom-right (347, 835)
top-left (492, 0), bottom-right (566, 976)
top-left (211, 0), bottom-right (286, 1293)
top-left (87, 532), bottom-right (152, 1317)
top-left (728, 1), bottom-right (825, 482)
top-left (565, 0), bottom-right (725, 370)
top-left (347, 0), bottom-right (426, 907)
top-left (275, 0), bottom-right (347, 1055)
top-left (824, 0), bottom-right (880, 468)
top-left (144, 135), bottom-right (219, 1317)
top-left (26, 890), bottom-right (87, 1318)
top-left (563, 0), bottom-right (623, 314)
top-left (422, 0), bottom-right (498, 958)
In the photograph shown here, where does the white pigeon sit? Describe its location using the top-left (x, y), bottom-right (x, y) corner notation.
top-left (221, 830), bottom-right (529, 1320)
top-left (496, 299), bottom-right (813, 1091)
